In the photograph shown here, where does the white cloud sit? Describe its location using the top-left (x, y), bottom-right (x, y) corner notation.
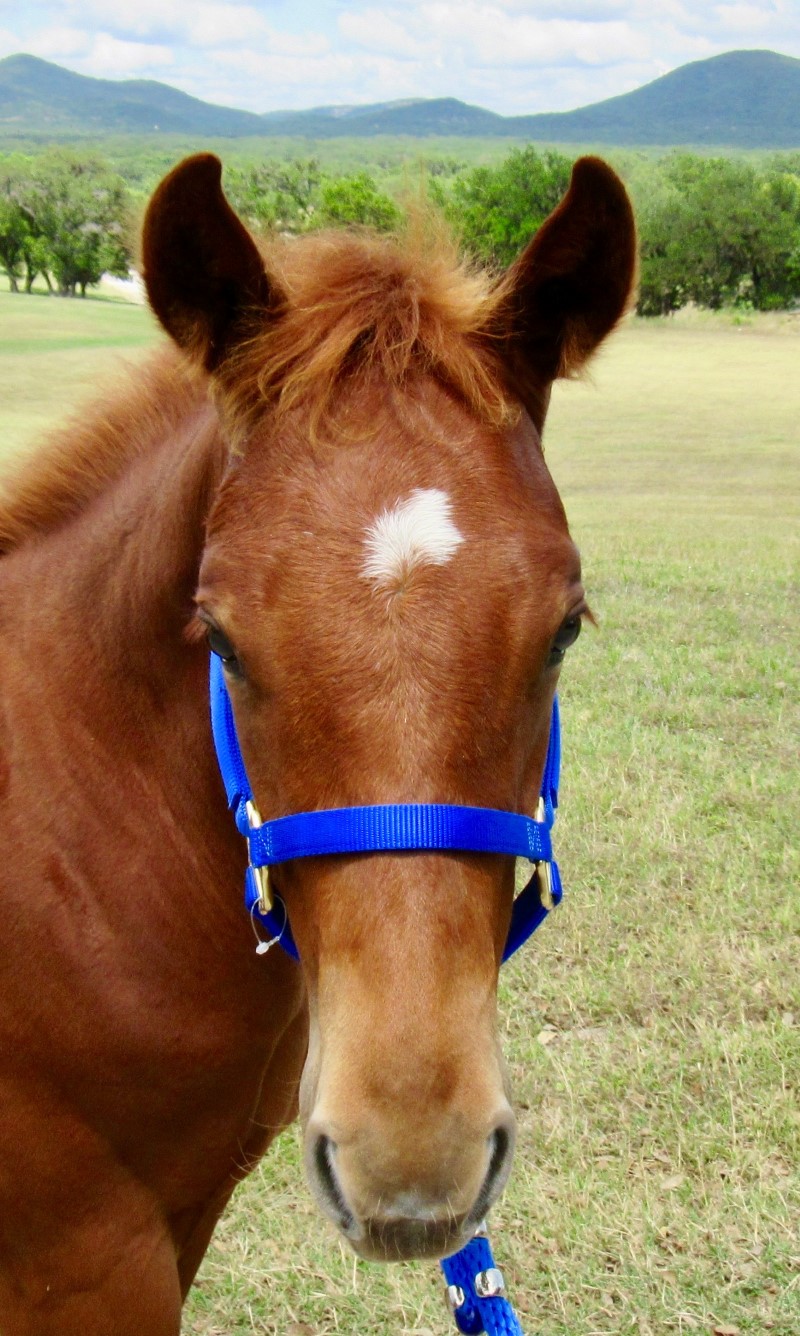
top-left (179, 6), bottom-right (271, 49)
top-left (714, 2), bottom-right (781, 32)
top-left (339, 4), bottom-right (691, 74)
top-left (200, 46), bottom-right (424, 110)
top-left (23, 24), bottom-right (91, 59)
top-left (85, 32), bottom-right (173, 74)
top-left (338, 10), bottom-right (425, 60)
top-left (0, 25), bottom-right (21, 58)
top-left (25, 25), bottom-right (174, 76)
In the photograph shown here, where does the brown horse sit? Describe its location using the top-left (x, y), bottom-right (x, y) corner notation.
top-left (0, 154), bottom-right (635, 1334)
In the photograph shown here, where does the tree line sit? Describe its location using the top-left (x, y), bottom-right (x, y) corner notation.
top-left (431, 147), bottom-right (800, 314)
top-left (1, 145), bottom-right (799, 314)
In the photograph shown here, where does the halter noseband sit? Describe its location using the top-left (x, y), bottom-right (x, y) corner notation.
top-left (210, 654), bottom-right (563, 962)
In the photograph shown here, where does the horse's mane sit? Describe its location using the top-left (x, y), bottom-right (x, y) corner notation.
top-left (0, 352), bottom-right (208, 553)
top-left (0, 224), bottom-right (514, 552)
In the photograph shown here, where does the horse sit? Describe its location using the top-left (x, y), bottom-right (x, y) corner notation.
top-left (0, 153), bottom-right (635, 1335)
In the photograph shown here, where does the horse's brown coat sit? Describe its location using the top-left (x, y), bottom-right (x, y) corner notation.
top-left (0, 154), bottom-right (635, 1333)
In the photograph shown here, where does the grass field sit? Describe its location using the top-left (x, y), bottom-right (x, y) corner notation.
top-left (0, 288), bottom-right (797, 1336)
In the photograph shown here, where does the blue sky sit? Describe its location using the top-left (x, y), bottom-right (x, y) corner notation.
top-left (0, 1), bottom-right (797, 116)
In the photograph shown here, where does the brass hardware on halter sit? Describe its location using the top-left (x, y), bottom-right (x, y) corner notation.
top-left (514, 798), bottom-right (554, 910)
top-left (533, 796), bottom-right (554, 910)
top-left (245, 800), bottom-right (272, 914)
top-left (515, 855), bottom-right (554, 909)
top-left (534, 858), bottom-right (554, 910)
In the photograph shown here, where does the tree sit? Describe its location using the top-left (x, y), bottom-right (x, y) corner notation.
top-left (0, 157), bottom-right (39, 292)
top-left (0, 151), bottom-right (135, 297)
top-left (28, 151), bottom-right (132, 296)
top-left (224, 159), bottom-right (321, 234)
top-left (0, 189), bottom-right (27, 292)
top-left (438, 146), bottom-right (573, 269)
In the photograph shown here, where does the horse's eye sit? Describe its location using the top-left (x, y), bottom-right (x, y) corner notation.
top-left (548, 616), bottom-right (581, 667)
top-left (206, 623), bottom-right (241, 672)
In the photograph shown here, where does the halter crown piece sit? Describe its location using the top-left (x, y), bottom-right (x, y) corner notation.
top-left (209, 651), bottom-right (564, 1333)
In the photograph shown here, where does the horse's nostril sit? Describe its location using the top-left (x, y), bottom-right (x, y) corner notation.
top-left (488, 1125), bottom-right (510, 1184)
top-left (468, 1122), bottom-right (514, 1227)
top-left (313, 1134), bottom-right (355, 1233)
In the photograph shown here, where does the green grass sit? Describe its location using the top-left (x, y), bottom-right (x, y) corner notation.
top-left (0, 293), bottom-right (797, 1335)
top-left (0, 281), bottom-right (157, 466)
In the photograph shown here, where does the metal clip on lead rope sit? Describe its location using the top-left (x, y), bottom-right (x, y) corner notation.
top-left (441, 1229), bottom-right (524, 1336)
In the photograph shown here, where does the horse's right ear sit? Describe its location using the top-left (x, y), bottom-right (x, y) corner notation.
top-left (142, 154), bottom-right (273, 371)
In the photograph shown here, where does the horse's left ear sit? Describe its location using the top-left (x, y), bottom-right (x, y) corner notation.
top-left (499, 157), bottom-right (637, 423)
top-left (142, 154), bottom-right (274, 371)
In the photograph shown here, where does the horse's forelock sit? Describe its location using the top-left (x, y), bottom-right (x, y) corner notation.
top-left (215, 228), bottom-right (517, 449)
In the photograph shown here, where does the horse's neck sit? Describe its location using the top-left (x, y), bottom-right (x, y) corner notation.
top-left (23, 400), bottom-right (220, 674)
top-left (3, 396), bottom-right (305, 1095)
top-left (8, 398), bottom-right (235, 911)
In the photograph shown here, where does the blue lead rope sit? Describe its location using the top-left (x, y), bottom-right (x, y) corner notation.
top-left (441, 1234), bottom-right (523, 1336)
top-left (209, 651), bottom-right (563, 1333)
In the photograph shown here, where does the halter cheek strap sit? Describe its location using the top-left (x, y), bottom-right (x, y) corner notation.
top-left (209, 654), bottom-right (563, 963)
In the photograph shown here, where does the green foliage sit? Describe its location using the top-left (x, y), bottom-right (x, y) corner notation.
top-left (437, 146), bottom-right (572, 268)
top-left (0, 148), bottom-right (132, 296)
top-left (35, 150), bottom-right (133, 295)
top-left (223, 160), bottom-right (402, 235)
top-left (636, 154), bottom-right (800, 314)
top-left (315, 172), bottom-right (400, 231)
top-left (0, 169), bottom-right (29, 292)
top-left (223, 159), bottom-right (321, 234)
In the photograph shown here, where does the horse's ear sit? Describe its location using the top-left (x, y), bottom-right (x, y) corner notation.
top-left (499, 156), bottom-right (637, 425)
top-left (142, 154), bottom-right (273, 370)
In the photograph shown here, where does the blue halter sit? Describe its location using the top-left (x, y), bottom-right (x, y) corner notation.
top-left (209, 653), bottom-right (562, 962)
top-left (209, 651), bottom-right (561, 1334)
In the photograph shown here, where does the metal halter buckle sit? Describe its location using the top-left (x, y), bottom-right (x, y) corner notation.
top-left (245, 800), bottom-right (272, 913)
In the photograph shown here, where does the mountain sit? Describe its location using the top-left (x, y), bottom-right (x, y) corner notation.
top-left (508, 49), bottom-right (800, 148)
top-left (0, 53), bottom-right (266, 135)
top-left (258, 96), bottom-right (509, 138)
top-left (0, 49), bottom-right (798, 147)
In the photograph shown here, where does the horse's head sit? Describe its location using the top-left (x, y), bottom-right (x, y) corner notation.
top-left (142, 155), bottom-right (636, 1261)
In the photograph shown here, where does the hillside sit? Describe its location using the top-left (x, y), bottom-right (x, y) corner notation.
top-left (0, 53), bottom-right (266, 135)
top-left (512, 49), bottom-right (800, 148)
top-left (0, 49), bottom-right (798, 147)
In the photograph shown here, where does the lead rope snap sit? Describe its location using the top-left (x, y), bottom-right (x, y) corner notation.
top-left (440, 1229), bottom-right (523, 1336)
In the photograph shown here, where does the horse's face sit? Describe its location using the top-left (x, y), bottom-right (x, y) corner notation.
top-left (143, 155), bottom-right (636, 1260)
top-left (197, 382), bottom-right (580, 1258)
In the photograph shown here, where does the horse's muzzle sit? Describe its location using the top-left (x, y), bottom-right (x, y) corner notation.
top-left (307, 1117), bottom-right (515, 1261)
